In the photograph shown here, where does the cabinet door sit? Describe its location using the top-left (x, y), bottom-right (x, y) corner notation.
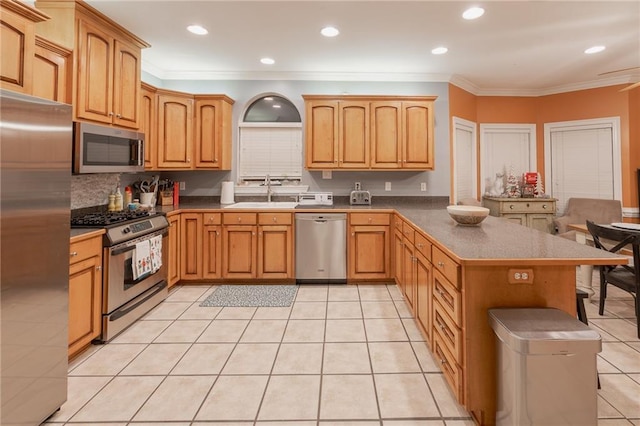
top-left (339, 101), bottom-right (369, 168)
top-left (258, 225), bottom-right (293, 279)
top-left (157, 93), bottom-right (194, 168)
top-left (402, 101), bottom-right (433, 169)
top-left (68, 255), bottom-right (102, 357)
top-left (167, 214), bottom-right (180, 287)
top-left (112, 38), bottom-right (141, 129)
top-left (141, 84), bottom-right (157, 169)
top-left (349, 225), bottom-right (390, 280)
top-left (180, 213), bottom-right (202, 279)
top-left (203, 224), bottom-right (222, 279)
top-left (222, 225), bottom-right (257, 278)
top-left (76, 18), bottom-right (114, 124)
top-left (194, 97), bottom-right (232, 170)
top-left (33, 37), bottom-right (71, 103)
top-left (402, 238), bottom-right (416, 313)
top-left (370, 101), bottom-right (402, 168)
top-left (528, 213), bottom-right (553, 234)
top-left (305, 100), bottom-right (339, 168)
top-left (393, 230), bottom-right (404, 290)
top-left (415, 251), bottom-right (432, 344)
top-left (502, 213), bottom-right (527, 226)
top-left (0, 7), bottom-right (35, 94)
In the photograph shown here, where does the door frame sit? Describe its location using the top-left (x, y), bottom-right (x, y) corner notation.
top-left (452, 116), bottom-right (478, 203)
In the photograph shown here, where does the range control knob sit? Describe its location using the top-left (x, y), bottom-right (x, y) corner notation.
top-left (122, 227), bottom-right (131, 234)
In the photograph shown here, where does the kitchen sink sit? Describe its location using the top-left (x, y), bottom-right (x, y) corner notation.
top-left (223, 201), bottom-right (299, 209)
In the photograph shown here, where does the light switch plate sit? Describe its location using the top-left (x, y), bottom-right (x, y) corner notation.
top-left (385, 182), bottom-right (391, 191)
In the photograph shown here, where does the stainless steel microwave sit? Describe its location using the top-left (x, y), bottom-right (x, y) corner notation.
top-left (73, 122), bottom-right (144, 174)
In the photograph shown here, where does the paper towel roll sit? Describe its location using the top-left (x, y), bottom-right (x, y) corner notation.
top-left (220, 181), bottom-right (235, 204)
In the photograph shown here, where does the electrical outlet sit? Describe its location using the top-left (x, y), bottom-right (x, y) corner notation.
top-left (322, 170), bottom-right (332, 179)
top-left (385, 182), bottom-right (391, 191)
top-left (508, 268), bottom-right (534, 284)
top-left (355, 182), bottom-right (362, 190)
top-left (420, 182), bottom-right (427, 191)
top-left (179, 181), bottom-right (186, 190)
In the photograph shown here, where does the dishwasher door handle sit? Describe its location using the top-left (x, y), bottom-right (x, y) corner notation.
top-left (314, 220), bottom-right (327, 224)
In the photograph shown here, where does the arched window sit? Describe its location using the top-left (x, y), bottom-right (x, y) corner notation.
top-left (238, 94), bottom-right (302, 181)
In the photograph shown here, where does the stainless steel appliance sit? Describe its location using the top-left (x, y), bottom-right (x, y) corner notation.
top-left (0, 89), bottom-right (71, 426)
top-left (73, 121), bottom-right (144, 174)
top-left (71, 209), bottom-right (169, 341)
top-left (295, 213), bottom-right (347, 284)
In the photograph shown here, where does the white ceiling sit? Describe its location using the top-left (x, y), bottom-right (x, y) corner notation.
top-left (82, 0), bottom-right (640, 95)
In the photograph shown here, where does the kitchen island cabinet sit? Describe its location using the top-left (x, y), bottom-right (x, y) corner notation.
top-left (68, 230), bottom-right (103, 359)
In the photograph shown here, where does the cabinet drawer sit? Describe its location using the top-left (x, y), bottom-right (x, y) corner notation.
top-left (402, 222), bottom-right (415, 244)
top-left (433, 269), bottom-right (462, 327)
top-left (394, 215), bottom-right (404, 233)
top-left (350, 212), bottom-right (390, 225)
top-left (223, 212), bottom-right (257, 225)
top-left (259, 212), bottom-right (292, 225)
top-left (204, 213), bottom-right (221, 225)
top-left (432, 246), bottom-right (460, 288)
top-left (433, 299), bottom-right (463, 362)
top-left (499, 200), bottom-right (555, 214)
top-left (433, 331), bottom-right (463, 403)
top-left (69, 236), bottom-right (102, 265)
top-left (414, 232), bottom-right (431, 261)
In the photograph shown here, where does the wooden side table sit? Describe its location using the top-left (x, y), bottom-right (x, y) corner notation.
top-left (482, 197), bottom-right (557, 233)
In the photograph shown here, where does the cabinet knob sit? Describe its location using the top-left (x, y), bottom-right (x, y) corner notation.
top-left (96, 266), bottom-right (102, 271)
top-left (417, 243), bottom-right (424, 248)
top-left (352, 232), bottom-right (355, 236)
top-left (252, 232), bottom-right (256, 236)
top-left (116, 114), bottom-right (122, 118)
top-left (542, 204), bottom-right (548, 209)
top-left (70, 251), bottom-right (78, 257)
top-left (108, 112), bottom-right (114, 117)
top-left (187, 158), bottom-right (191, 163)
top-left (441, 358), bottom-right (447, 365)
top-left (214, 158), bottom-right (218, 161)
top-left (509, 205), bottom-right (514, 209)
top-left (437, 261), bottom-right (444, 267)
top-left (216, 231), bottom-right (220, 236)
top-left (237, 217), bottom-right (242, 222)
top-left (272, 217), bottom-right (277, 222)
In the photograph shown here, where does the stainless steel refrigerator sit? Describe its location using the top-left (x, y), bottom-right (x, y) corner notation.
top-left (1, 89), bottom-right (71, 425)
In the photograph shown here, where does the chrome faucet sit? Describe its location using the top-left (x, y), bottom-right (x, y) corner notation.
top-left (265, 174), bottom-right (273, 202)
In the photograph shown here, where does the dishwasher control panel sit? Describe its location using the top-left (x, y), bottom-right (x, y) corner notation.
top-left (350, 190), bottom-right (371, 205)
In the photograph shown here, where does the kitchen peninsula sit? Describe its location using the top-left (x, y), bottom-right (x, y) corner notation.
top-left (147, 199), bottom-right (626, 425)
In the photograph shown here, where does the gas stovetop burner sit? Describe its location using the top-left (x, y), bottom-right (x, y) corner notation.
top-left (71, 210), bottom-right (151, 227)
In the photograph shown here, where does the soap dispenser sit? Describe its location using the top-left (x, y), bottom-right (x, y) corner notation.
top-left (114, 185), bottom-right (123, 211)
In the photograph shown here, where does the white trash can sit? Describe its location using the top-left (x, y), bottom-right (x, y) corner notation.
top-left (488, 308), bottom-right (601, 426)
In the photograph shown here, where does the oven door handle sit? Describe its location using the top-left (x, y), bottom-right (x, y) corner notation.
top-left (109, 281), bottom-right (168, 322)
top-left (110, 229), bottom-right (169, 256)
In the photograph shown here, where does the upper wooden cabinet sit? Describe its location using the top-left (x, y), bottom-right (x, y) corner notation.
top-left (35, 0), bottom-right (149, 129)
top-left (303, 95), bottom-right (436, 171)
top-left (1, 0), bottom-right (49, 94)
top-left (141, 83), bottom-right (157, 169)
top-left (33, 35), bottom-right (71, 102)
top-left (194, 95), bottom-right (233, 169)
top-left (146, 87), bottom-right (234, 171)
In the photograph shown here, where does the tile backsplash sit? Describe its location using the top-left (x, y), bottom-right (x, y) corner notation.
top-left (71, 173), bottom-right (121, 209)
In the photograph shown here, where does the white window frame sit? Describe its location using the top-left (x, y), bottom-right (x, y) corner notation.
top-left (543, 116), bottom-right (622, 201)
top-left (452, 116), bottom-right (478, 203)
top-left (479, 123), bottom-right (537, 195)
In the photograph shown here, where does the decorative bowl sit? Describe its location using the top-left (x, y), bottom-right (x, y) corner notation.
top-left (446, 205), bottom-right (490, 226)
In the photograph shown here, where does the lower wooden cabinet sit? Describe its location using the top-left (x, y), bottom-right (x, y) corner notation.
top-left (348, 213), bottom-right (391, 280)
top-left (180, 213), bottom-right (203, 279)
top-left (258, 213), bottom-right (293, 279)
top-left (167, 212), bottom-right (180, 287)
top-left (203, 213), bottom-right (222, 279)
top-left (68, 233), bottom-right (103, 358)
top-left (415, 250), bottom-right (432, 342)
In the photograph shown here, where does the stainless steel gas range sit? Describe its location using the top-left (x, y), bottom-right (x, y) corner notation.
top-left (71, 209), bottom-right (169, 341)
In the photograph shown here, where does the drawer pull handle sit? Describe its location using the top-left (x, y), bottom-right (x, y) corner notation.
top-left (438, 261), bottom-right (445, 267)
top-left (70, 251), bottom-right (78, 257)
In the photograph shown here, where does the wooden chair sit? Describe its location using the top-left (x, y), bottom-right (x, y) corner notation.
top-left (586, 220), bottom-right (640, 338)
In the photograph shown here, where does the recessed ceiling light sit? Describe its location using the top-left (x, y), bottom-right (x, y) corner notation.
top-left (431, 47), bottom-right (448, 55)
top-left (187, 25), bottom-right (208, 35)
top-left (260, 57), bottom-right (275, 65)
top-left (321, 26), bottom-right (340, 37)
top-left (584, 45), bottom-right (606, 54)
top-left (462, 7), bottom-right (485, 20)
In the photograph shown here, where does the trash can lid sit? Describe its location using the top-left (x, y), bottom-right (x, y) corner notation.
top-left (488, 308), bottom-right (602, 355)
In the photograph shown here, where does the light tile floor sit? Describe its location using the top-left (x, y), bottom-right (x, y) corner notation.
top-left (46, 277), bottom-right (639, 426)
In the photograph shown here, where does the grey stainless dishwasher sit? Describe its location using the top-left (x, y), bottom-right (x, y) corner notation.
top-left (295, 213), bottom-right (347, 283)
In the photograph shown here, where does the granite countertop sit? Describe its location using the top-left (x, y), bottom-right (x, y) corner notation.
top-left (70, 196), bottom-right (625, 267)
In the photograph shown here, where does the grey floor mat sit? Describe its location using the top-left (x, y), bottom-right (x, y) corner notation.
top-left (199, 285), bottom-right (298, 307)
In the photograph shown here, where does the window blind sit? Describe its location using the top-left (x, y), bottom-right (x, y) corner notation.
top-left (239, 127), bottom-right (302, 179)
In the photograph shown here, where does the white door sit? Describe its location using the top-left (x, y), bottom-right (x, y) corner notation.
top-left (452, 117), bottom-right (477, 203)
top-left (544, 118), bottom-right (621, 215)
